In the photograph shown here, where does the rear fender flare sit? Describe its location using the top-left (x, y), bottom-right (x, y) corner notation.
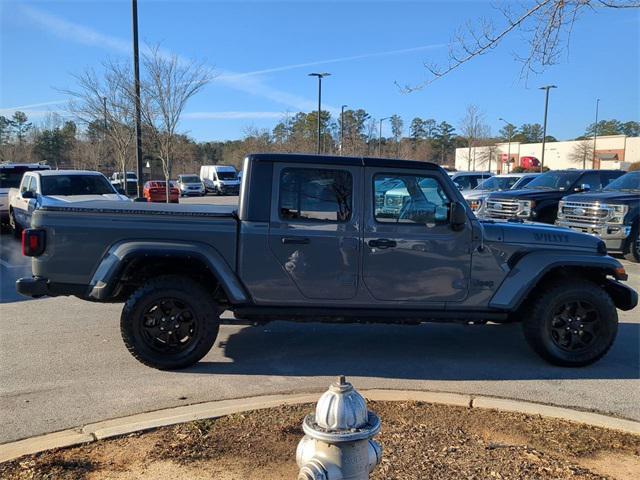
top-left (489, 251), bottom-right (627, 311)
top-left (87, 240), bottom-right (250, 304)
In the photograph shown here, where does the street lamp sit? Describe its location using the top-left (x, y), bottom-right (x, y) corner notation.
top-left (498, 117), bottom-right (515, 173)
top-left (308, 73), bottom-right (331, 154)
top-left (378, 117), bottom-right (389, 157)
top-left (539, 85), bottom-right (557, 172)
top-left (592, 98), bottom-right (600, 169)
top-left (131, 0), bottom-right (144, 197)
top-left (340, 105), bottom-right (348, 155)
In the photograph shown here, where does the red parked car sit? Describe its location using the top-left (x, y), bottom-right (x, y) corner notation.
top-left (143, 180), bottom-right (180, 203)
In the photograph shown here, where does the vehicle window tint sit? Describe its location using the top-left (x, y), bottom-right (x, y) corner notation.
top-left (453, 175), bottom-right (471, 190)
top-left (602, 171), bottom-right (622, 186)
top-left (374, 173), bottom-right (450, 225)
top-left (41, 175), bottom-right (115, 196)
top-left (279, 168), bottom-right (352, 222)
top-left (579, 172), bottom-right (602, 190)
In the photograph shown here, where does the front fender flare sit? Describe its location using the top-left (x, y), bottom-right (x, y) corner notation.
top-left (87, 240), bottom-right (250, 304)
top-left (489, 251), bottom-right (628, 311)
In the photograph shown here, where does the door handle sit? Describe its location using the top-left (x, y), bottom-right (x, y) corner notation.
top-left (368, 238), bottom-right (397, 249)
top-left (282, 237), bottom-right (310, 245)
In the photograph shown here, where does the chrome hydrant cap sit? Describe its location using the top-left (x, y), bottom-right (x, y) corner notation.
top-left (302, 376), bottom-right (380, 443)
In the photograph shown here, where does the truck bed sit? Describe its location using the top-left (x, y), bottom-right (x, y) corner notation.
top-left (30, 200), bottom-right (239, 289)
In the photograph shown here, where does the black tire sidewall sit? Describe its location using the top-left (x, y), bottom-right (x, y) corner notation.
top-left (524, 282), bottom-right (618, 367)
top-left (623, 222), bottom-right (639, 263)
top-left (121, 277), bottom-right (220, 370)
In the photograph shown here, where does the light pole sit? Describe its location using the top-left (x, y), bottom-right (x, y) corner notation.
top-left (308, 73), bottom-right (330, 154)
top-left (498, 117), bottom-right (514, 173)
top-left (378, 117), bottom-right (389, 156)
top-left (592, 98), bottom-right (600, 169)
top-left (539, 85), bottom-right (557, 172)
top-left (132, 0), bottom-right (144, 196)
top-left (340, 104), bottom-right (348, 155)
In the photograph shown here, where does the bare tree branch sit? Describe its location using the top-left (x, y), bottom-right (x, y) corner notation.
top-left (399, 0), bottom-right (639, 92)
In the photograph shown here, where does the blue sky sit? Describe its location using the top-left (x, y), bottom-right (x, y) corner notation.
top-left (1, 0), bottom-right (638, 141)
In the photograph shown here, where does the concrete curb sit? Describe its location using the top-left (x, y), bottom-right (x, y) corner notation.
top-left (1, 389), bottom-right (638, 464)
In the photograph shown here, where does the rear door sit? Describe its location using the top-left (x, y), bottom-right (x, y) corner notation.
top-left (363, 167), bottom-right (472, 304)
top-left (267, 162), bottom-right (361, 300)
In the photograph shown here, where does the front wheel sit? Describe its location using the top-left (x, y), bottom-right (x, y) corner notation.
top-left (121, 275), bottom-right (220, 370)
top-left (623, 222), bottom-right (639, 263)
top-left (523, 279), bottom-right (618, 367)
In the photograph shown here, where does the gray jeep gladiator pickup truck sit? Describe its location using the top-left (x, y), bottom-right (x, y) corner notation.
top-left (17, 154), bottom-right (637, 370)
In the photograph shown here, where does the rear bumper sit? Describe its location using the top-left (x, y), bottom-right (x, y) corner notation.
top-left (16, 276), bottom-right (87, 298)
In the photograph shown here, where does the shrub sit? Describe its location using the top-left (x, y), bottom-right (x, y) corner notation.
top-left (627, 161), bottom-right (640, 172)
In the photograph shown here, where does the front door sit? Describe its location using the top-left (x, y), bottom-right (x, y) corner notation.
top-left (268, 163), bottom-right (361, 300)
top-left (362, 167), bottom-right (472, 304)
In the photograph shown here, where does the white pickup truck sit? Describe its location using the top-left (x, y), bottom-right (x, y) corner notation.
top-left (1, 163), bottom-right (51, 227)
top-left (8, 169), bottom-right (129, 236)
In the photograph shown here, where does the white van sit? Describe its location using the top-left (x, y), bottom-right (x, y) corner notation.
top-left (199, 165), bottom-right (240, 195)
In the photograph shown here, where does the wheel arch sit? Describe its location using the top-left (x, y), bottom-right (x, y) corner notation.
top-left (87, 240), bottom-right (250, 306)
top-left (490, 251), bottom-right (630, 313)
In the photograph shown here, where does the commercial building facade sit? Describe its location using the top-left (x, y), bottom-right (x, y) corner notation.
top-left (454, 135), bottom-right (640, 173)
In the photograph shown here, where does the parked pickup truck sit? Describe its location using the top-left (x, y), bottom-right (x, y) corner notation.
top-left (9, 170), bottom-right (129, 236)
top-left (17, 154), bottom-right (637, 370)
top-left (556, 171), bottom-right (640, 263)
top-left (484, 169), bottom-right (625, 223)
top-left (1, 163), bottom-right (50, 226)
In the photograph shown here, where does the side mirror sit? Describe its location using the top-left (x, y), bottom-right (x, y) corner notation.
top-left (579, 183), bottom-right (591, 192)
top-left (454, 182), bottom-right (463, 191)
top-left (22, 190), bottom-right (35, 199)
top-left (449, 201), bottom-right (467, 231)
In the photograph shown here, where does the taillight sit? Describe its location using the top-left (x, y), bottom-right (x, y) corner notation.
top-left (22, 229), bottom-right (46, 257)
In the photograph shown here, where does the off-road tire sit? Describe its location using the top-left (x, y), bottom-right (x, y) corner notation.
top-left (9, 208), bottom-right (22, 238)
top-left (523, 279), bottom-right (618, 367)
top-left (121, 275), bottom-right (220, 370)
top-left (623, 222), bottom-right (639, 263)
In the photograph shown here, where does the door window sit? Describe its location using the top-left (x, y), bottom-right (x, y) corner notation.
top-left (20, 175), bottom-right (31, 193)
top-left (28, 177), bottom-right (38, 194)
top-left (579, 172), bottom-right (603, 190)
top-left (453, 175), bottom-right (471, 190)
top-left (374, 173), bottom-right (450, 225)
top-left (279, 168), bottom-right (352, 222)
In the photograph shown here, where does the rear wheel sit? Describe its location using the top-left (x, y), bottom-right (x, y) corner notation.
top-left (523, 279), bottom-right (617, 367)
top-left (623, 222), bottom-right (639, 263)
top-left (121, 275), bottom-right (220, 370)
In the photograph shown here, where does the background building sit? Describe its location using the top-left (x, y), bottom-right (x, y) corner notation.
top-left (455, 135), bottom-right (640, 172)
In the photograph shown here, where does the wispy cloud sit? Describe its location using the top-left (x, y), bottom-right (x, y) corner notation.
top-left (220, 43), bottom-right (446, 80)
top-left (183, 111), bottom-right (285, 120)
top-left (1, 100), bottom-right (67, 110)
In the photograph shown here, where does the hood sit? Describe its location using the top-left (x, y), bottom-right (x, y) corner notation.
top-left (481, 219), bottom-right (602, 251)
top-left (561, 190), bottom-right (640, 205)
top-left (463, 190), bottom-right (490, 200)
top-left (42, 194), bottom-right (130, 204)
top-left (487, 188), bottom-right (569, 202)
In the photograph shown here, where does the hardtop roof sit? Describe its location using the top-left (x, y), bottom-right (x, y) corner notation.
top-left (247, 153), bottom-right (441, 171)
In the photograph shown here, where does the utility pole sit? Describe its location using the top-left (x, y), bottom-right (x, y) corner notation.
top-left (132, 0), bottom-right (144, 197)
top-left (340, 104), bottom-right (347, 155)
top-left (308, 73), bottom-right (330, 154)
top-left (499, 117), bottom-right (514, 173)
top-left (378, 117), bottom-right (389, 157)
top-left (539, 85), bottom-right (557, 172)
top-left (102, 97), bottom-right (108, 133)
top-left (592, 98), bottom-right (600, 169)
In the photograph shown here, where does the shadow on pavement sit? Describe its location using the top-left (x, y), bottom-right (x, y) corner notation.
top-left (186, 320), bottom-right (639, 381)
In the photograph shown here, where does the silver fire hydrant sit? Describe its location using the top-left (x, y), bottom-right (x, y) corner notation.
top-left (296, 376), bottom-right (382, 480)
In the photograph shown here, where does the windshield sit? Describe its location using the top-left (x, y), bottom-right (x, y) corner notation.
top-left (474, 176), bottom-right (520, 191)
top-left (41, 175), bottom-right (115, 196)
top-left (603, 172), bottom-right (640, 192)
top-left (524, 171), bottom-right (581, 190)
top-left (126, 173), bottom-right (137, 179)
top-left (217, 171), bottom-right (237, 180)
top-left (180, 175), bottom-right (200, 183)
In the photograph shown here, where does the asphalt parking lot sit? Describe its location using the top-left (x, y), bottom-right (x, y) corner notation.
top-left (0, 195), bottom-right (638, 444)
